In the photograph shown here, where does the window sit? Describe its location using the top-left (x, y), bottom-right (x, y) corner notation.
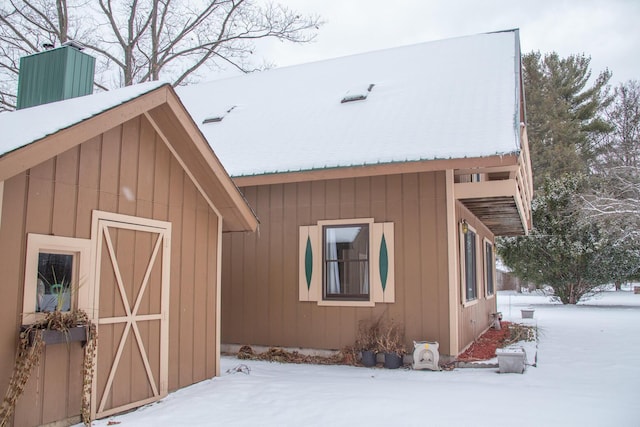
top-left (485, 240), bottom-right (495, 297)
top-left (299, 219), bottom-right (394, 306)
top-left (22, 234), bottom-right (91, 324)
top-left (341, 83), bottom-right (375, 103)
top-left (461, 223), bottom-right (477, 302)
top-left (37, 252), bottom-right (74, 312)
top-left (202, 105), bottom-right (236, 124)
top-left (323, 224), bottom-right (369, 300)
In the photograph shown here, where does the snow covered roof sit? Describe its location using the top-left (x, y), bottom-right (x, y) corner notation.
top-left (0, 81), bottom-right (165, 157)
top-left (177, 30), bottom-right (523, 178)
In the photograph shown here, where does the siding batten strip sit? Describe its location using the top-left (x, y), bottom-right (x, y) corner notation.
top-left (215, 214), bottom-right (223, 376)
top-left (143, 112), bottom-right (223, 220)
top-left (445, 170), bottom-right (459, 355)
top-left (0, 181), bottom-right (3, 230)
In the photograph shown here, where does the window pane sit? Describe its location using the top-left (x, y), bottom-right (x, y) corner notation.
top-left (37, 253), bottom-right (73, 312)
top-left (464, 230), bottom-right (477, 301)
top-left (486, 243), bottom-right (494, 295)
top-left (325, 226), bottom-right (368, 259)
top-left (324, 225), bottom-right (369, 299)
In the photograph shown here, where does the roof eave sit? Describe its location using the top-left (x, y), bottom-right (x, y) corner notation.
top-left (232, 153), bottom-right (522, 188)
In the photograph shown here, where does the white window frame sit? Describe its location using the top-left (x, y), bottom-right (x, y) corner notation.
top-left (318, 218), bottom-right (375, 307)
top-left (484, 238), bottom-right (496, 299)
top-left (460, 222), bottom-right (479, 306)
top-left (22, 234), bottom-right (92, 324)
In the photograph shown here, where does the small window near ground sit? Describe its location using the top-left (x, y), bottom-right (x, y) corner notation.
top-left (485, 240), bottom-right (495, 297)
top-left (323, 224), bottom-right (370, 301)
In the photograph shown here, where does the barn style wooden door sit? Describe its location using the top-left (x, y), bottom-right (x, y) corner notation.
top-left (91, 211), bottom-right (171, 419)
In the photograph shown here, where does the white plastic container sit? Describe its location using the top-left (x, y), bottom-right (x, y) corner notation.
top-left (412, 341), bottom-right (440, 371)
top-left (521, 308), bottom-right (535, 319)
top-left (496, 347), bottom-right (526, 373)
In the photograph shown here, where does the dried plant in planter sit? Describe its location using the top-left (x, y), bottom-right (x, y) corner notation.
top-left (376, 319), bottom-right (406, 355)
top-left (355, 317), bottom-right (382, 352)
top-left (0, 328), bottom-right (44, 427)
top-left (81, 321), bottom-right (97, 425)
top-left (0, 310), bottom-right (97, 427)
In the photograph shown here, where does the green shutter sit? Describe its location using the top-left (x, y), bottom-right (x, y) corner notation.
top-left (305, 236), bottom-right (313, 290)
top-left (372, 222), bottom-right (394, 303)
top-left (299, 225), bottom-right (319, 301)
top-left (379, 234), bottom-right (388, 291)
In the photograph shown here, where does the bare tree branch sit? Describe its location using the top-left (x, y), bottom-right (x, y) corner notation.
top-left (0, 9), bottom-right (40, 52)
top-left (0, 0), bottom-right (322, 108)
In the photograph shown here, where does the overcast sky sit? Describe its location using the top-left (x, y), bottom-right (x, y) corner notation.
top-left (255, 0), bottom-right (638, 86)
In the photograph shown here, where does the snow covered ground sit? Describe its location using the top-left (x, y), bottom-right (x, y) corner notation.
top-left (85, 290), bottom-right (640, 427)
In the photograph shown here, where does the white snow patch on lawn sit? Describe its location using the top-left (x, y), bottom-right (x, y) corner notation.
top-left (84, 291), bottom-right (640, 427)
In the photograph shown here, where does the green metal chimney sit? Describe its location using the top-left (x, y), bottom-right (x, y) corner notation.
top-left (16, 41), bottom-right (95, 110)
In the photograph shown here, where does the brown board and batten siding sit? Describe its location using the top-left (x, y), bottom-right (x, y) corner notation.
top-left (222, 171), bottom-right (452, 354)
top-left (456, 201), bottom-right (497, 353)
top-left (0, 114), bottom-right (220, 426)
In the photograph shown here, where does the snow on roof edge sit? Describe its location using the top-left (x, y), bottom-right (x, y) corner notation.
top-left (230, 151), bottom-right (522, 179)
top-left (0, 81), bottom-right (167, 158)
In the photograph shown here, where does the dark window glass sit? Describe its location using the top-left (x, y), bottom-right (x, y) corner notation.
top-left (323, 225), bottom-right (369, 300)
top-left (486, 242), bottom-right (495, 295)
top-left (464, 230), bottom-right (477, 301)
top-left (37, 252), bottom-right (73, 312)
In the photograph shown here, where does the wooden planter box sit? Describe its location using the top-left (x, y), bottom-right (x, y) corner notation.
top-left (22, 325), bottom-right (88, 346)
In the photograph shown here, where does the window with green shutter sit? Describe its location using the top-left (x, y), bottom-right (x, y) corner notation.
top-left (299, 219), bottom-right (394, 307)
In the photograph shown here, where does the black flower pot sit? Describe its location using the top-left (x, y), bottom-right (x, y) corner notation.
top-left (361, 350), bottom-right (376, 367)
top-left (383, 352), bottom-right (402, 369)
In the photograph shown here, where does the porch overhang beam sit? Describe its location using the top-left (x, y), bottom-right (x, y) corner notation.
top-left (454, 179), bottom-right (529, 236)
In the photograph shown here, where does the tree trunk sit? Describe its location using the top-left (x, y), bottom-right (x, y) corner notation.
top-left (56, 0), bottom-right (69, 43)
top-left (568, 282), bottom-right (578, 304)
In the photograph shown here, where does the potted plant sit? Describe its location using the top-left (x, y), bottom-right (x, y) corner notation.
top-left (23, 309), bottom-right (93, 345)
top-left (355, 318), bottom-right (382, 367)
top-left (25, 269), bottom-right (93, 346)
top-left (376, 320), bottom-right (406, 369)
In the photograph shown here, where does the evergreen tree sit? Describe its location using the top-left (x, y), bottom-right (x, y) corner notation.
top-left (499, 53), bottom-right (634, 299)
top-left (522, 52), bottom-right (612, 189)
top-left (498, 175), bottom-right (612, 304)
